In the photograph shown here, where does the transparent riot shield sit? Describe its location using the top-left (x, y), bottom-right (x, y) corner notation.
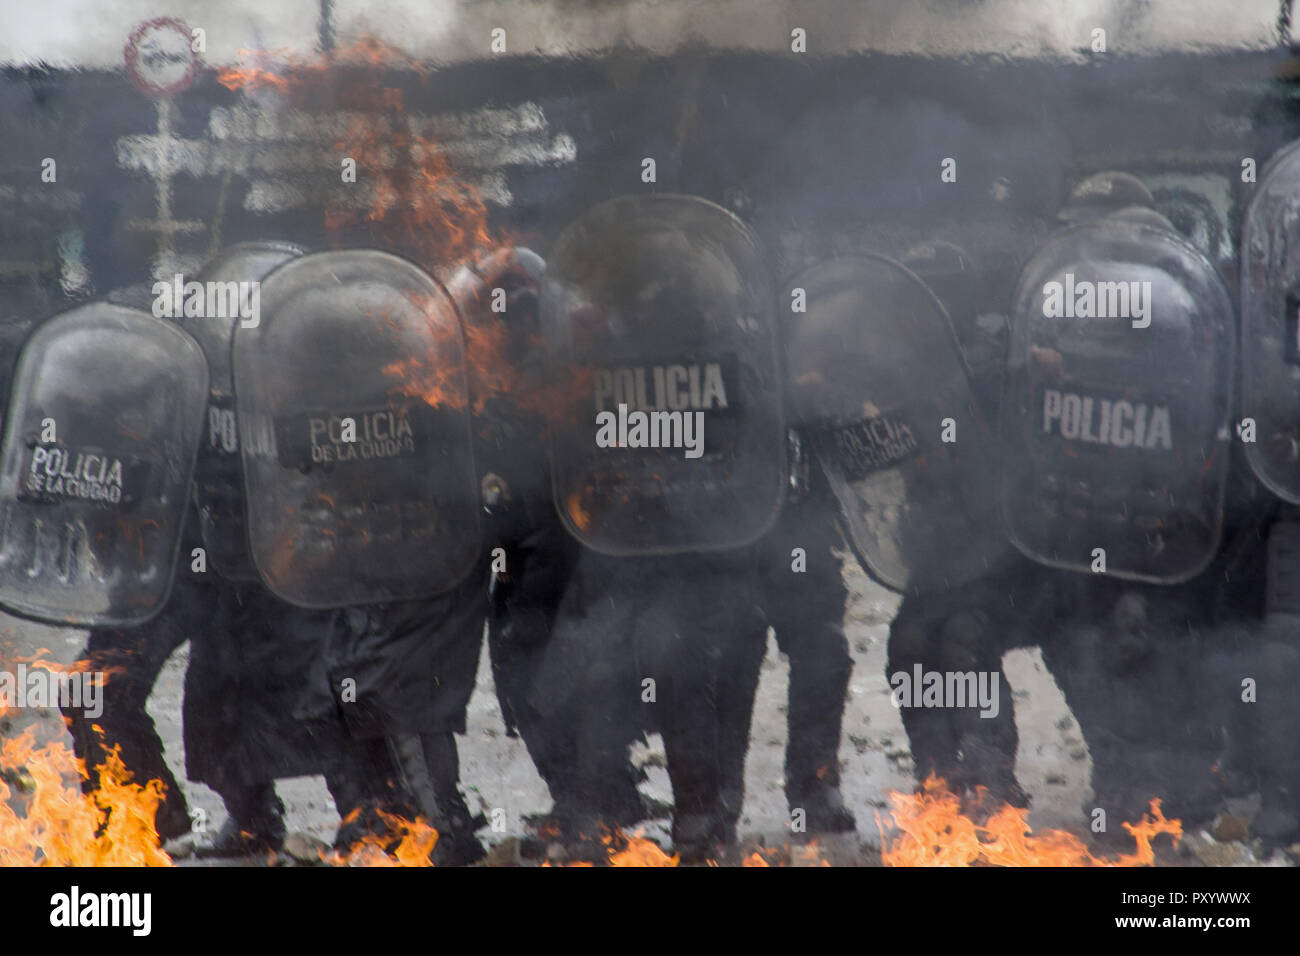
top-left (541, 194), bottom-right (786, 555)
top-left (1000, 214), bottom-right (1233, 582)
top-left (233, 249), bottom-right (481, 608)
top-left (188, 241), bottom-right (304, 580)
top-left (0, 303), bottom-right (208, 625)
top-left (1241, 140), bottom-right (1300, 504)
top-left (785, 254), bottom-right (1008, 594)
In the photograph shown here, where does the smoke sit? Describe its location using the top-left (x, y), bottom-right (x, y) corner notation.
top-left (0, 1), bottom-right (1284, 69)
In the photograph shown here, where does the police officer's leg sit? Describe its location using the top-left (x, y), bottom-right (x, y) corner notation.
top-left (527, 550), bottom-right (647, 838)
top-left (763, 496), bottom-right (856, 832)
top-left (376, 731), bottom-right (486, 865)
top-left (186, 583), bottom-right (290, 856)
top-left (713, 593), bottom-right (769, 842)
top-left (937, 604), bottom-right (1025, 806)
top-left (652, 623), bottom-right (726, 857)
top-left (326, 732), bottom-right (433, 852)
top-left (64, 570), bottom-right (224, 842)
top-left (417, 731), bottom-right (488, 865)
top-left (1041, 586), bottom-right (1138, 830)
top-left (1042, 584), bottom-right (1224, 834)
top-left (488, 525), bottom-right (583, 808)
top-left (887, 596), bottom-right (963, 786)
top-left (206, 779), bottom-right (286, 854)
top-left (887, 579), bottom-right (1027, 807)
top-left (321, 733), bottom-right (395, 832)
top-left (63, 614), bottom-right (192, 841)
top-left (948, 564), bottom-right (1074, 808)
top-left (392, 604), bottom-right (490, 865)
top-left (335, 589), bottom-right (491, 864)
top-left (647, 554), bottom-right (764, 857)
top-left (568, 608), bottom-right (647, 832)
top-left (1220, 636), bottom-right (1300, 844)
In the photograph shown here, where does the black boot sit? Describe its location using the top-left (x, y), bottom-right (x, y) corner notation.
top-left (325, 736), bottom-right (400, 849)
top-left (197, 782), bottom-right (286, 858)
top-left (380, 733), bottom-right (487, 866)
top-left (784, 637), bottom-right (857, 833)
top-left (789, 781), bottom-right (858, 834)
top-left (420, 733), bottom-right (488, 866)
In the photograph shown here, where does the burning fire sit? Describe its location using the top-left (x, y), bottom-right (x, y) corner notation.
top-left (543, 828), bottom-right (681, 867)
top-left (606, 830), bottom-right (680, 867)
top-left (220, 38), bottom-right (593, 423)
top-left (219, 40), bottom-right (501, 281)
top-left (320, 807), bottom-right (439, 867)
top-left (743, 841), bottom-right (831, 867)
top-left (0, 727), bottom-right (171, 866)
top-left (2, 645), bottom-right (169, 865)
top-left (876, 776), bottom-right (1181, 867)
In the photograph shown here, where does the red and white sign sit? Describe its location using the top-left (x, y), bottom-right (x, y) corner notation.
top-left (123, 17), bottom-right (200, 98)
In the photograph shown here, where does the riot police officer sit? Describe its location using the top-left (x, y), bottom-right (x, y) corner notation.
top-left (882, 174), bottom-right (1246, 839)
top-left (59, 252), bottom-right (388, 856)
top-left (0, 294), bottom-right (208, 841)
top-left (529, 194), bottom-right (783, 861)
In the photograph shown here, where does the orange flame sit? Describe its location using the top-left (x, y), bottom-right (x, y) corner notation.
top-left (606, 830), bottom-right (680, 867)
top-left (320, 807), bottom-right (439, 867)
top-left (543, 827), bottom-right (680, 867)
top-left (876, 775), bottom-right (1181, 867)
top-left (217, 39), bottom-right (426, 98)
top-left (220, 38), bottom-right (558, 421)
top-left (219, 38), bottom-right (499, 271)
top-left (742, 841), bottom-right (832, 867)
top-left (381, 292), bottom-right (475, 412)
top-left (565, 490), bottom-right (593, 532)
top-left (0, 728), bottom-right (171, 866)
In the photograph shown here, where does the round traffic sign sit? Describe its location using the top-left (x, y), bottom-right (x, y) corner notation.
top-left (124, 17), bottom-right (200, 98)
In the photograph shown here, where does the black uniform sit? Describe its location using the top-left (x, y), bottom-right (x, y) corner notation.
top-left (61, 568), bottom-right (207, 841)
top-left (288, 383), bottom-right (570, 866)
top-left (885, 555), bottom-right (1060, 806)
top-left (528, 546), bottom-right (769, 860)
top-left (186, 577), bottom-right (384, 848)
top-left (756, 446), bottom-right (856, 831)
top-left (289, 570), bottom-right (490, 863)
top-left (62, 507), bottom-right (374, 852)
top-left (485, 465), bottom-right (583, 821)
top-left (884, 187), bottom-right (1253, 840)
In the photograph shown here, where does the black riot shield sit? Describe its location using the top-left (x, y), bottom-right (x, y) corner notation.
top-left (1242, 140), bottom-right (1300, 503)
top-left (1000, 212), bottom-right (1234, 583)
top-left (784, 255), bottom-right (1008, 594)
top-left (233, 249), bottom-right (480, 608)
top-left (187, 241), bottom-right (304, 580)
top-left (541, 194), bottom-right (786, 555)
top-left (0, 303), bottom-right (208, 626)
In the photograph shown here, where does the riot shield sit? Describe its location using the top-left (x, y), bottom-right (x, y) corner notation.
top-left (1241, 140), bottom-right (1300, 503)
top-left (0, 303), bottom-right (208, 626)
top-left (1000, 213), bottom-right (1234, 582)
top-left (784, 255), bottom-right (1008, 594)
top-left (188, 241), bottom-right (305, 580)
top-left (233, 249), bottom-right (480, 608)
top-left (541, 194), bottom-right (786, 555)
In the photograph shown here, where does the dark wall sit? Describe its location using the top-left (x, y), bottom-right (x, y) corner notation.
top-left (1, 48), bottom-right (1298, 334)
